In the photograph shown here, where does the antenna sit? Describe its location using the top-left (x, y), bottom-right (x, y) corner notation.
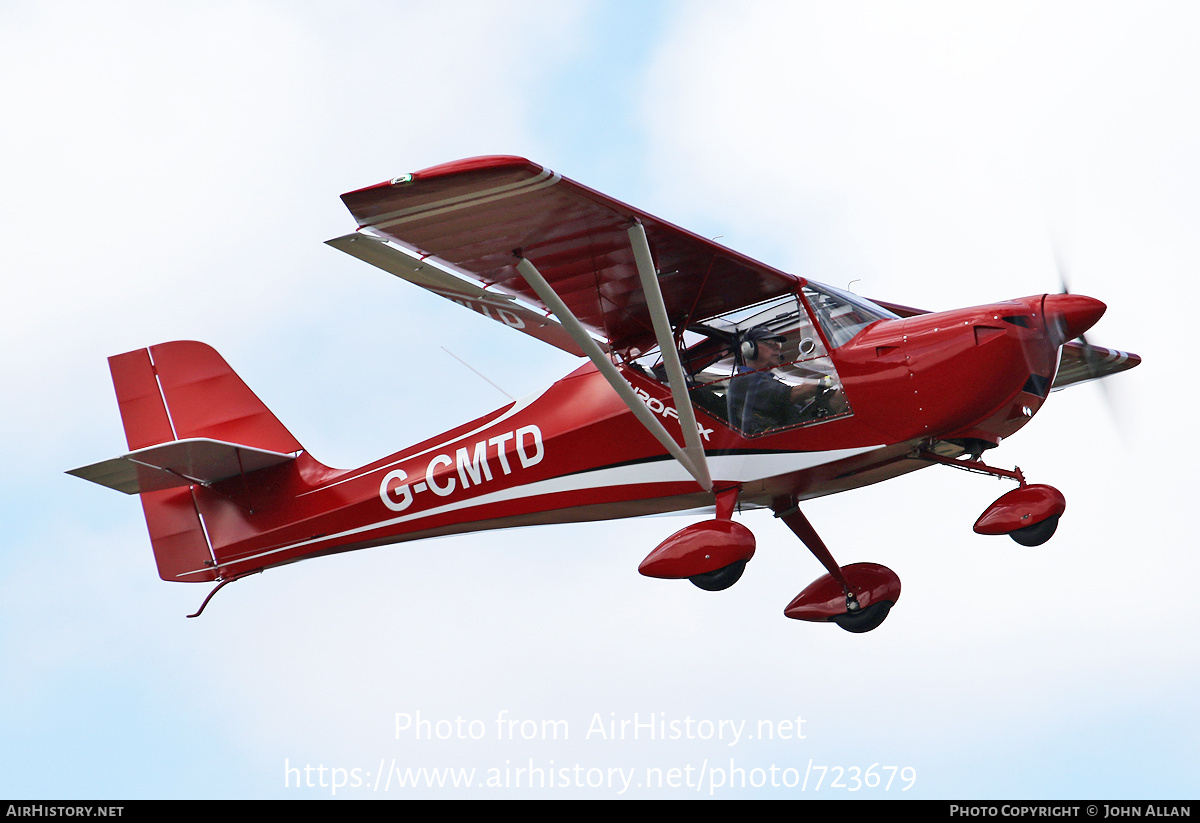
top-left (440, 347), bottom-right (514, 401)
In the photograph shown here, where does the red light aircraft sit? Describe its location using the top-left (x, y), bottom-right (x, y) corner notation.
top-left (70, 156), bottom-right (1140, 630)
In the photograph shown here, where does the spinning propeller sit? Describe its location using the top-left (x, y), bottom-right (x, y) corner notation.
top-left (1046, 237), bottom-right (1135, 428)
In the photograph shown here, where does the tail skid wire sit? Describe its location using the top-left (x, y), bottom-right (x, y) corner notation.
top-left (187, 571), bottom-right (258, 618)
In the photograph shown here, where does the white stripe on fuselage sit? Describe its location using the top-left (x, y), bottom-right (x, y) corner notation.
top-left (177, 445), bottom-right (882, 578)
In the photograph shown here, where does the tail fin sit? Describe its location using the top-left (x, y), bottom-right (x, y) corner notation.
top-left (110, 341), bottom-right (303, 454)
top-left (74, 342), bottom-right (303, 582)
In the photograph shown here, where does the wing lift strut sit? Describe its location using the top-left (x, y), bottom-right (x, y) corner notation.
top-left (513, 221), bottom-right (713, 493)
top-left (524, 226), bottom-right (801, 599)
top-left (516, 225), bottom-right (912, 631)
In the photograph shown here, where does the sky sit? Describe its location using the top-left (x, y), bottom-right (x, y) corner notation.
top-left (2, 0), bottom-right (1196, 800)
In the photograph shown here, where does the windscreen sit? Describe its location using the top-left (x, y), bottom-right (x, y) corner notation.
top-left (801, 283), bottom-right (899, 348)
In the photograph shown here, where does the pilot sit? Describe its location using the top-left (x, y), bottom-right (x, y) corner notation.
top-left (726, 326), bottom-right (838, 435)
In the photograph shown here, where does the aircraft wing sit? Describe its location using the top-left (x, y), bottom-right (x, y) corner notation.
top-left (1052, 342), bottom-right (1141, 389)
top-left (870, 299), bottom-right (929, 318)
top-left (326, 232), bottom-right (588, 356)
top-left (334, 156), bottom-right (799, 358)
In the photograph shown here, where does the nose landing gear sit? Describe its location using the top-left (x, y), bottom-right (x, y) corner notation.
top-left (917, 449), bottom-right (1067, 547)
top-left (973, 483), bottom-right (1066, 547)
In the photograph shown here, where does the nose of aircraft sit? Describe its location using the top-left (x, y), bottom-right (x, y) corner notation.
top-left (1042, 293), bottom-right (1106, 344)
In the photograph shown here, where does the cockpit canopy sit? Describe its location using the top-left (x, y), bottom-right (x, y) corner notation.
top-left (628, 281), bottom-right (896, 437)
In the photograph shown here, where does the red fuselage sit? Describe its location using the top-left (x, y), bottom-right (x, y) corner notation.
top-left (186, 290), bottom-right (1091, 583)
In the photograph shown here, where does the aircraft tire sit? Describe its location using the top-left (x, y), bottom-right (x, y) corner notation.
top-left (689, 560), bottom-right (748, 592)
top-left (829, 600), bottom-right (893, 633)
top-left (1009, 515), bottom-right (1060, 547)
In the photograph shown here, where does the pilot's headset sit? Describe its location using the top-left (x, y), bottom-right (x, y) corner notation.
top-left (738, 327), bottom-right (817, 365)
top-left (738, 326), bottom-right (787, 364)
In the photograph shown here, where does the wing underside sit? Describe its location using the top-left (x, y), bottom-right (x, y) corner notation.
top-left (326, 232), bottom-right (587, 356)
top-left (333, 156), bottom-right (807, 492)
top-left (333, 156), bottom-right (800, 357)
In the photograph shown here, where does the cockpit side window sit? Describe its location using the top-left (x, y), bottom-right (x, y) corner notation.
top-left (628, 293), bottom-right (853, 437)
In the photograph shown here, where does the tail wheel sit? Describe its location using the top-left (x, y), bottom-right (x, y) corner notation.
top-left (689, 560), bottom-right (748, 591)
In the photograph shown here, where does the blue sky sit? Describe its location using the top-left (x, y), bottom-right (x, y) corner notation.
top-left (2, 0), bottom-right (1196, 799)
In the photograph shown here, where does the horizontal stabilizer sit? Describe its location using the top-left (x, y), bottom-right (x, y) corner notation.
top-left (68, 438), bottom-right (295, 495)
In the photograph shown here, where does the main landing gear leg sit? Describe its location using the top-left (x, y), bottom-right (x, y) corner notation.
top-left (774, 500), bottom-right (901, 633)
top-left (686, 486), bottom-right (751, 591)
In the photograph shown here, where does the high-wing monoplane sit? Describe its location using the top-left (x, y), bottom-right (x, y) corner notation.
top-left (70, 156), bottom-right (1140, 630)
